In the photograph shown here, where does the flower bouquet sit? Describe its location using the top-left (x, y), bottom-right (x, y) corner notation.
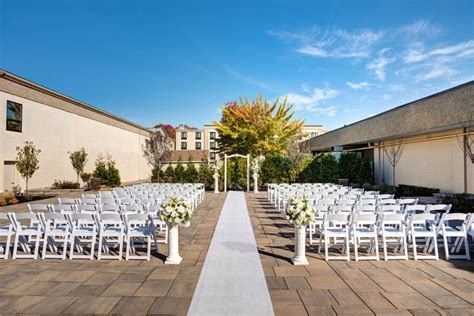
top-left (160, 196), bottom-right (192, 226)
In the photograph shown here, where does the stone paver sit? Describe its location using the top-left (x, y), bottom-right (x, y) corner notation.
top-left (0, 192), bottom-right (227, 314)
top-left (246, 192), bottom-right (474, 316)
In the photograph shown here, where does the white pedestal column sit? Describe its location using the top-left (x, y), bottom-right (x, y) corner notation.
top-left (214, 174), bottom-right (219, 193)
top-left (165, 225), bottom-right (182, 264)
top-left (253, 173), bottom-right (259, 193)
top-left (292, 224), bottom-right (309, 265)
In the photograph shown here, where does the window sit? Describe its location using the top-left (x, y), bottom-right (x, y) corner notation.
top-left (210, 141), bottom-right (217, 149)
top-left (196, 132), bottom-right (202, 140)
top-left (210, 131), bottom-right (216, 139)
top-left (6, 101), bottom-right (22, 132)
top-left (196, 142), bottom-right (202, 149)
top-left (210, 152), bottom-right (216, 160)
top-left (181, 142), bottom-right (187, 150)
top-left (181, 132), bottom-right (187, 140)
top-left (311, 132), bottom-right (318, 138)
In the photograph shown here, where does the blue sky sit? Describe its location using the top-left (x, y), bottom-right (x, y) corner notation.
top-left (1, 0), bottom-right (473, 131)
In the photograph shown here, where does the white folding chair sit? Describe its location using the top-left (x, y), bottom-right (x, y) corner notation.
top-left (67, 213), bottom-right (97, 260)
top-left (378, 199), bottom-right (398, 206)
top-left (360, 198), bottom-right (377, 206)
top-left (50, 204), bottom-right (74, 214)
top-left (427, 204), bottom-right (452, 215)
top-left (75, 204), bottom-right (98, 214)
top-left (352, 214), bottom-right (379, 261)
top-left (97, 213), bottom-right (124, 260)
top-left (379, 204), bottom-right (402, 214)
top-left (357, 204), bottom-right (377, 214)
top-left (379, 194), bottom-right (395, 200)
top-left (28, 204), bottom-right (51, 213)
top-left (9, 213), bottom-right (43, 259)
top-left (58, 197), bottom-right (78, 205)
top-left (99, 198), bottom-right (117, 206)
top-left (100, 205), bottom-right (121, 214)
top-left (80, 198), bottom-right (98, 205)
top-left (121, 204), bottom-right (144, 215)
top-left (320, 213), bottom-right (351, 261)
top-left (147, 205), bottom-right (168, 245)
top-left (82, 193), bottom-right (97, 199)
top-left (124, 214), bottom-right (153, 260)
top-left (380, 214), bottom-right (408, 260)
top-left (404, 204), bottom-right (427, 216)
top-left (0, 213), bottom-right (13, 259)
top-left (437, 213), bottom-right (470, 260)
top-left (399, 198), bottom-right (418, 206)
top-left (408, 213), bottom-right (438, 260)
top-left (40, 213), bottom-right (70, 260)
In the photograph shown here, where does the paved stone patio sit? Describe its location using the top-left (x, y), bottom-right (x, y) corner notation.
top-left (0, 192), bottom-right (227, 314)
top-left (246, 193), bottom-right (474, 316)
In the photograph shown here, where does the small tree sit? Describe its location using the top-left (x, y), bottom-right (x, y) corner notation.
top-left (68, 148), bottom-right (88, 185)
top-left (174, 159), bottom-right (186, 183)
top-left (287, 139), bottom-right (312, 183)
top-left (92, 153), bottom-right (121, 187)
top-left (16, 141), bottom-right (41, 196)
top-left (383, 140), bottom-right (404, 187)
top-left (260, 153), bottom-right (291, 184)
top-left (198, 159), bottom-right (213, 188)
top-left (142, 131), bottom-right (172, 183)
top-left (456, 111), bottom-right (474, 164)
top-left (164, 162), bottom-right (175, 182)
top-left (184, 156), bottom-right (199, 183)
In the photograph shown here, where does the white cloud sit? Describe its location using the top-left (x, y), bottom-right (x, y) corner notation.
top-left (399, 20), bottom-right (440, 38)
top-left (366, 49), bottom-right (395, 81)
top-left (346, 81), bottom-right (372, 90)
top-left (223, 66), bottom-right (270, 91)
top-left (284, 86), bottom-right (339, 115)
top-left (417, 65), bottom-right (457, 81)
top-left (269, 27), bottom-right (384, 59)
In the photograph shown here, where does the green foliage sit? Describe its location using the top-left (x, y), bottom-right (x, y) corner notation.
top-left (226, 158), bottom-right (248, 190)
top-left (397, 184), bottom-right (440, 197)
top-left (163, 163), bottom-right (175, 182)
top-left (16, 141), bottom-right (41, 195)
top-left (338, 152), bottom-right (373, 185)
top-left (214, 96), bottom-right (304, 156)
top-left (52, 180), bottom-right (80, 189)
top-left (68, 148), bottom-right (88, 184)
top-left (151, 167), bottom-right (164, 183)
top-left (92, 154), bottom-right (121, 187)
top-left (442, 194), bottom-right (474, 214)
top-left (173, 159), bottom-right (186, 183)
top-left (198, 159), bottom-right (213, 189)
top-left (184, 157), bottom-right (199, 183)
top-left (300, 154), bottom-right (339, 183)
top-left (260, 153), bottom-right (291, 184)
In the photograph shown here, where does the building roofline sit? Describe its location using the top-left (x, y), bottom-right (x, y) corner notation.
top-left (0, 69), bottom-right (151, 133)
top-left (322, 81), bottom-right (474, 136)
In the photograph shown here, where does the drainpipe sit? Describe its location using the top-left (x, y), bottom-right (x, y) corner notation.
top-left (464, 127), bottom-right (467, 194)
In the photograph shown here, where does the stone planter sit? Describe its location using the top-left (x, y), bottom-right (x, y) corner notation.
top-left (213, 174), bottom-right (219, 194)
top-left (253, 173), bottom-right (259, 193)
top-left (291, 224), bottom-right (309, 265)
top-left (165, 224), bottom-right (182, 264)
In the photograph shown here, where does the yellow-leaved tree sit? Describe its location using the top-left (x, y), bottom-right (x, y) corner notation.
top-left (213, 95), bottom-right (304, 156)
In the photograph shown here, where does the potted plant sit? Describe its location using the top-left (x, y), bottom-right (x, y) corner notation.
top-left (285, 197), bottom-right (316, 265)
top-left (160, 196), bottom-right (193, 264)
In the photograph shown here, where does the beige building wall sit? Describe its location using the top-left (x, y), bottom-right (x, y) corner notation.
top-left (0, 91), bottom-right (151, 192)
top-left (373, 129), bottom-right (473, 194)
top-left (175, 127), bottom-right (203, 151)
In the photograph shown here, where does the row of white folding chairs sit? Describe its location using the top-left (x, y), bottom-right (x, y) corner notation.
top-left (311, 212), bottom-right (472, 261)
top-left (0, 211), bottom-right (165, 260)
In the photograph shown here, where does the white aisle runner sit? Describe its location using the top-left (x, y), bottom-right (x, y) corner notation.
top-left (188, 191), bottom-right (274, 316)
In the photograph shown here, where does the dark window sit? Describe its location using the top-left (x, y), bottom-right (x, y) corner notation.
top-left (6, 101), bottom-right (22, 132)
top-left (210, 141), bottom-right (217, 149)
top-left (181, 142), bottom-right (187, 150)
top-left (181, 132), bottom-right (187, 140)
top-left (196, 142), bottom-right (202, 149)
top-left (210, 131), bottom-right (216, 139)
top-left (311, 132), bottom-right (318, 137)
top-left (210, 152), bottom-right (216, 160)
top-left (196, 132), bottom-right (202, 140)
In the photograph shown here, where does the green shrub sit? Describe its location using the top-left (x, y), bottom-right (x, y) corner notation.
top-left (260, 153), bottom-right (291, 184)
top-left (52, 180), bottom-right (80, 189)
top-left (92, 154), bottom-right (121, 187)
top-left (198, 159), bottom-right (213, 189)
top-left (184, 157), bottom-right (199, 183)
top-left (163, 163), bottom-right (174, 182)
top-left (338, 152), bottom-right (373, 185)
top-left (151, 167), bottom-right (165, 183)
top-left (173, 159), bottom-right (186, 183)
top-left (226, 158), bottom-right (247, 190)
top-left (300, 154), bottom-right (339, 183)
top-left (442, 194), bottom-right (474, 214)
top-left (397, 184), bottom-right (440, 197)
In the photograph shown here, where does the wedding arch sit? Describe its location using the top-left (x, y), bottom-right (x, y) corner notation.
top-left (223, 153), bottom-right (250, 192)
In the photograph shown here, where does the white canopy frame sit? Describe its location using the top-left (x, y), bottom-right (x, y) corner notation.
top-left (224, 154), bottom-right (250, 192)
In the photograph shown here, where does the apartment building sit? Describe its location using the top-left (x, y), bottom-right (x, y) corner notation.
top-left (175, 124), bottom-right (220, 161)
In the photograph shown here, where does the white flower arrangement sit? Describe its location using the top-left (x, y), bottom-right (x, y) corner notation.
top-left (251, 156), bottom-right (265, 174)
top-left (285, 197), bottom-right (316, 226)
top-left (210, 161), bottom-right (221, 175)
top-left (160, 196), bottom-right (193, 226)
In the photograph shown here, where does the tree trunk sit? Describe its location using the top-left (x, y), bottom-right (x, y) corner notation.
top-left (392, 166), bottom-right (396, 187)
top-left (77, 173), bottom-right (80, 185)
top-left (25, 178), bottom-right (29, 197)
